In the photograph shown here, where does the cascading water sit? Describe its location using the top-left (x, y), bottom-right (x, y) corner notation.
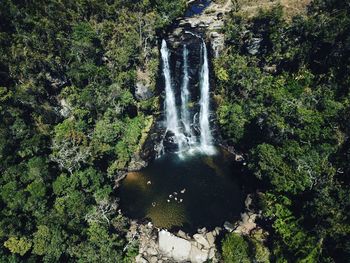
top-left (199, 40), bottom-right (215, 154)
top-left (161, 39), bottom-right (186, 152)
top-left (160, 38), bottom-right (215, 156)
top-left (180, 45), bottom-right (195, 146)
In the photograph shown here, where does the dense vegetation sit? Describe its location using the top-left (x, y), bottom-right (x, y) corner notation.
top-left (1, 0), bottom-right (349, 262)
top-left (216, 0), bottom-right (350, 262)
top-left (0, 0), bottom-right (186, 261)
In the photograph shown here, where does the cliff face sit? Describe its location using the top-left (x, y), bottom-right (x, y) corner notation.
top-left (169, 0), bottom-right (233, 56)
top-left (135, 1), bottom-right (233, 165)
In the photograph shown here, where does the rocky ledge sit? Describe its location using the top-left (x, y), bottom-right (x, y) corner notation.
top-left (170, 0), bottom-right (233, 56)
top-left (131, 224), bottom-right (220, 263)
top-left (126, 194), bottom-right (262, 263)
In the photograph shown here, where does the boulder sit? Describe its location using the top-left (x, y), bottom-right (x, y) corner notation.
top-left (135, 255), bottom-right (148, 263)
top-left (158, 230), bottom-right (191, 261)
top-left (224, 221), bottom-right (234, 232)
top-left (177, 230), bottom-right (189, 239)
top-left (205, 232), bottom-right (215, 247)
top-left (190, 245), bottom-right (209, 263)
top-left (241, 212), bottom-right (250, 223)
top-left (128, 155), bottom-right (148, 172)
top-left (135, 81), bottom-right (153, 100)
top-left (208, 247), bottom-right (216, 259)
top-left (146, 247), bottom-right (158, 256)
top-left (197, 227), bottom-right (207, 234)
top-left (193, 234), bottom-right (210, 249)
top-left (214, 227), bottom-right (222, 236)
top-left (245, 194), bottom-right (253, 210)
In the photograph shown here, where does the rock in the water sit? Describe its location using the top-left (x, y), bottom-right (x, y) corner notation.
top-left (224, 221), bottom-right (235, 232)
top-left (158, 230), bottom-right (191, 262)
top-left (177, 230), bottom-right (188, 239)
top-left (245, 194), bottom-right (253, 210)
top-left (242, 212), bottom-right (250, 223)
top-left (190, 245), bottom-right (209, 263)
top-left (214, 227), bottom-right (222, 236)
top-left (197, 227), bottom-right (207, 234)
top-left (193, 234), bottom-right (210, 249)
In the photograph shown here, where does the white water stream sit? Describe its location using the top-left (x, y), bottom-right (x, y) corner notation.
top-left (161, 38), bottom-right (215, 156)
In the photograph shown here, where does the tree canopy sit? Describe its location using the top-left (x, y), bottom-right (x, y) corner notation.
top-left (217, 0), bottom-right (350, 261)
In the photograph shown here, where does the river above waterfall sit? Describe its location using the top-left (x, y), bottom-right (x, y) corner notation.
top-left (185, 0), bottom-right (212, 17)
top-left (118, 147), bottom-right (245, 232)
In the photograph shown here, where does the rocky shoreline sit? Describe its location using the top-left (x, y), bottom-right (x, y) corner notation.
top-left (124, 193), bottom-right (263, 263)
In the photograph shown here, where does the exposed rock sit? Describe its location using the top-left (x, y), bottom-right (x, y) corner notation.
top-left (128, 154), bottom-right (148, 172)
top-left (147, 247), bottom-right (158, 256)
top-left (129, 222), bottom-right (222, 263)
top-left (193, 233), bottom-right (210, 249)
top-left (214, 227), bottom-right (222, 236)
top-left (169, 0), bottom-right (233, 57)
top-left (197, 227), bottom-right (207, 234)
top-left (135, 68), bottom-right (154, 101)
top-left (177, 230), bottom-right (189, 239)
top-left (59, 99), bottom-right (71, 118)
top-left (136, 81), bottom-right (153, 101)
top-left (234, 212), bottom-right (258, 235)
top-left (114, 172), bottom-right (127, 188)
top-left (208, 247), bottom-right (216, 260)
top-left (158, 230), bottom-right (192, 261)
top-left (135, 255), bottom-right (148, 263)
top-left (245, 194), bottom-right (253, 211)
top-left (235, 153), bottom-right (244, 162)
top-left (206, 232), bottom-right (215, 247)
top-left (224, 221), bottom-right (235, 232)
top-left (263, 64), bottom-right (277, 74)
top-left (190, 246), bottom-right (209, 263)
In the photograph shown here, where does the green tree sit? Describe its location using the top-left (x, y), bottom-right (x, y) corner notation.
top-left (222, 233), bottom-right (250, 263)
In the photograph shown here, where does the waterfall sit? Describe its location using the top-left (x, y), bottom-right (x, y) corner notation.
top-left (160, 38), bottom-right (215, 156)
top-left (180, 45), bottom-right (195, 146)
top-left (199, 41), bottom-right (215, 154)
top-left (161, 40), bottom-right (185, 152)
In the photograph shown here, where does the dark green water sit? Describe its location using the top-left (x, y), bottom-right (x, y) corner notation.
top-left (118, 147), bottom-right (245, 232)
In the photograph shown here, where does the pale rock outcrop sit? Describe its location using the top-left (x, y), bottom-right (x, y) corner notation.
top-left (193, 233), bottom-right (210, 249)
top-left (189, 245), bottom-right (208, 263)
top-left (158, 230), bottom-right (192, 261)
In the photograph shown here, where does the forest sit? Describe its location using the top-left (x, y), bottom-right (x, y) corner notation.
top-left (0, 0), bottom-right (186, 261)
top-left (0, 0), bottom-right (349, 262)
top-left (216, 0), bottom-right (350, 262)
